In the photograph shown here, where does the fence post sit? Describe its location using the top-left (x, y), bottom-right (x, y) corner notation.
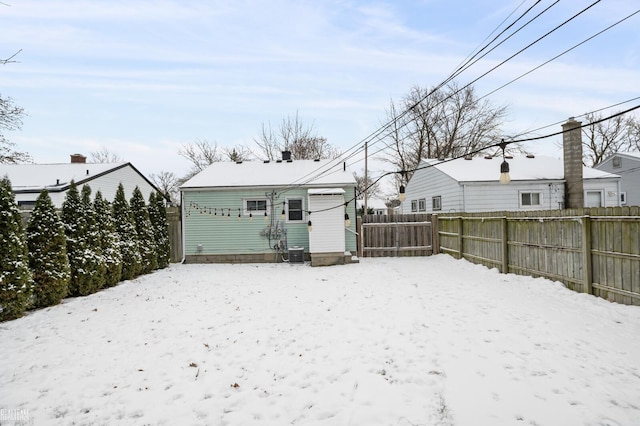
top-left (582, 215), bottom-right (593, 294)
top-left (432, 214), bottom-right (439, 255)
top-left (457, 216), bottom-right (463, 259)
top-left (356, 216), bottom-right (363, 258)
top-left (501, 216), bottom-right (509, 274)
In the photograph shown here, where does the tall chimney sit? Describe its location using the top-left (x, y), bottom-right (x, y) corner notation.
top-left (562, 118), bottom-right (583, 209)
top-left (70, 153), bottom-right (87, 164)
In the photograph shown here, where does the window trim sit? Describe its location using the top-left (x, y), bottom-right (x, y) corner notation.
top-left (418, 198), bottom-right (426, 212)
top-left (432, 196), bottom-right (442, 211)
top-left (411, 200), bottom-right (418, 212)
top-left (612, 157), bottom-right (622, 168)
top-left (243, 198), bottom-right (270, 216)
top-left (519, 191), bottom-right (543, 208)
top-left (285, 197), bottom-right (305, 222)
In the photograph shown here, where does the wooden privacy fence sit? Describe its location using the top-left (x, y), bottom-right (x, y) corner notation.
top-left (358, 214), bottom-right (433, 257)
top-left (437, 207), bottom-right (640, 306)
top-left (166, 206), bottom-right (183, 263)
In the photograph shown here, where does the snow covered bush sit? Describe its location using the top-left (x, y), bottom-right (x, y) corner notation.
top-left (62, 181), bottom-right (104, 296)
top-left (130, 186), bottom-right (158, 274)
top-left (113, 183), bottom-right (142, 280)
top-left (0, 176), bottom-right (33, 321)
top-left (80, 184), bottom-right (107, 290)
top-left (148, 191), bottom-right (171, 269)
top-left (94, 190), bottom-right (123, 287)
top-left (26, 189), bottom-right (70, 308)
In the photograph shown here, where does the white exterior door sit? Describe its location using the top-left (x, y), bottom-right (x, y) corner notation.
top-left (308, 192), bottom-right (345, 254)
top-left (585, 190), bottom-right (603, 208)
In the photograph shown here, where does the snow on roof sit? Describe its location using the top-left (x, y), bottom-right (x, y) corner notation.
top-left (417, 155), bottom-right (620, 182)
top-left (308, 188), bottom-right (345, 195)
top-left (603, 152), bottom-right (640, 162)
top-left (181, 159), bottom-right (357, 189)
top-left (0, 162), bottom-right (128, 192)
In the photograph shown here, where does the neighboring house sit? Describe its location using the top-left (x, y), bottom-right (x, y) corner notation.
top-left (0, 154), bottom-right (160, 208)
top-left (401, 155), bottom-right (621, 214)
top-left (594, 152), bottom-right (640, 207)
top-left (179, 155), bottom-right (358, 266)
top-left (357, 197), bottom-right (389, 215)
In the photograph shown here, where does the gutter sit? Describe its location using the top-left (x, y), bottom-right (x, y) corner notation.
top-left (180, 190), bottom-right (186, 264)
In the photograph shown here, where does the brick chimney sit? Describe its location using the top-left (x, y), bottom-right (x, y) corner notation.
top-left (562, 118), bottom-right (583, 209)
top-left (70, 153), bottom-right (87, 164)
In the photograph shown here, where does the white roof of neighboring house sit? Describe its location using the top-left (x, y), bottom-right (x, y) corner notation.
top-left (181, 159), bottom-right (357, 189)
top-left (0, 162), bottom-right (133, 192)
top-left (416, 155), bottom-right (620, 182)
top-left (357, 198), bottom-right (388, 210)
top-left (597, 152), bottom-right (640, 165)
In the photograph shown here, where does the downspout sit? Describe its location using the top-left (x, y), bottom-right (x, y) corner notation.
top-left (180, 190), bottom-right (186, 264)
top-left (617, 179), bottom-right (621, 207)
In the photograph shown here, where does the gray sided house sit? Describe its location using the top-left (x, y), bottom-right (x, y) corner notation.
top-left (180, 158), bottom-right (358, 266)
top-left (0, 154), bottom-right (160, 208)
top-left (594, 152), bottom-right (640, 207)
top-left (402, 155), bottom-right (621, 214)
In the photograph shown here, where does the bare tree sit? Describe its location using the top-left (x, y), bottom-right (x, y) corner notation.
top-left (90, 147), bottom-right (123, 163)
top-left (221, 145), bottom-right (254, 163)
top-left (352, 170), bottom-right (382, 200)
top-left (0, 94), bottom-right (30, 164)
top-left (254, 111), bottom-right (341, 160)
top-left (149, 170), bottom-right (180, 204)
top-left (179, 139), bottom-right (254, 180)
top-left (378, 82), bottom-right (508, 183)
top-left (178, 139), bottom-right (222, 179)
top-left (582, 112), bottom-right (638, 166)
top-left (628, 116), bottom-right (640, 151)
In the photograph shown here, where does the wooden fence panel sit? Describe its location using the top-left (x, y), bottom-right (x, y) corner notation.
top-left (437, 207), bottom-right (640, 306)
top-left (361, 214), bottom-right (432, 257)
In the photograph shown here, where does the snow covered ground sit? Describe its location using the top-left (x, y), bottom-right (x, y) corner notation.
top-left (2, 255), bottom-right (640, 426)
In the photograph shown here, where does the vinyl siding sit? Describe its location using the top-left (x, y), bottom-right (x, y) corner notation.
top-left (595, 155), bottom-right (640, 206)
top-left (182, 186), bottom-right (357, 256)
top-left (402, 167), bottom-right (461, 213)
top-left (583, 179), bottom-right (621, 207)
top-left (15, 164), bottom-right (158, 208)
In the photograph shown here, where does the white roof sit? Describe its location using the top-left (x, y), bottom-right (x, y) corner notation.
top-left (0, 162), bottom-right (129, 192)
top-left (416, 155), bottom-right (620, 182)
top-left (181, 159), bottom-right (356, 189)
top-left (308, 188), bottom-right (345, 195)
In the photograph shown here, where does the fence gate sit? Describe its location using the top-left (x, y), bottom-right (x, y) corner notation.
top-left (359, 214), bottom-right (433, 257)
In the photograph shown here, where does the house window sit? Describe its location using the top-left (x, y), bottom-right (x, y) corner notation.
top-left (432, 196), bottom-right (442, 211)
top-left (244, 199), bottom-right (268, 216)
top-left (411, 200), bottom-right (418, 212)
top-left (287, 198), bottom-right (304, 221)
top-left (418, 198), bottom-right (426, 212)
top-left (520, 192), bottom-right (542, 207)
top-left (612, 157), bottom-right (622, 168)
top-left (620, 192), bottom-right (627, 205)
top-left (17, 200), bottom-right (36, 209)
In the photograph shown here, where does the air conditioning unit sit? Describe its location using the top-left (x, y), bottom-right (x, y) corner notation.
top-left (288, 246), bottom-right (304, 264)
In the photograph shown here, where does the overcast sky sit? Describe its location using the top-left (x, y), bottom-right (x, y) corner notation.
top-left (2, 0), bottom-right (639, 185)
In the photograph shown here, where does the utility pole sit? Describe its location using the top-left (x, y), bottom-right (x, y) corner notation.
top-left (364, 141), bottom-right (368, 214)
